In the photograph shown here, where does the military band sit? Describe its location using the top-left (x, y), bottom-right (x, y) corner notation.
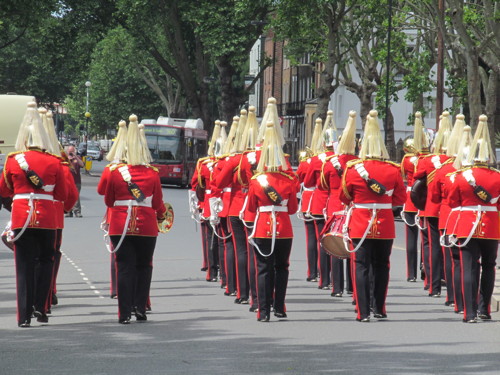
top-left (1, 99), bottom-right (498, 327)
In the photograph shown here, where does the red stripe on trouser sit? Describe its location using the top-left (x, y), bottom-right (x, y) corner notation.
top-left (304, 222), bottom-right (311, 278)
top-left (426, 224), bottom-right (435, 294)
top-left (351, 250), bottom-right (361, 320)
top-left (458, 250), bottom-right (468, 320)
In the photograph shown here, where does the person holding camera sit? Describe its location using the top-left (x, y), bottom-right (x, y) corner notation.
top-left (65, 145), bottom-right (84, 217)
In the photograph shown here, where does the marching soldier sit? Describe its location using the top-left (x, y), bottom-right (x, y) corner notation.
top-left (400, 113), bottom-right (425, 282)
top-left (0, 102), bottom-right (67, 327)
top-left (413, 111), bottom-right (452, 297)
top-left (296, 119), bottom-right (322, 282)
top-left (103, 115), bottom-right (167, 324)
top-left (39, 108), bottom-right (78, 310)
top-left (303, 112), bottom-right (336, 290)
top-left (448, 115), bottom-right (500, 323)
top-left (321, 111), bottom-right (359, 297)
top-left (428, 114), bottom-right (466, 307)
top-left (98, 119), bottom-right (128, 299)
top-left (247, 121), bottom-right (299, 322)
top-left (339, 110), bottom-right (406, 322)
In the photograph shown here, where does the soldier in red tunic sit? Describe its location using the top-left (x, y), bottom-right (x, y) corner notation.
top-left (339, 110), bottom-right (406, 322)
top-left (428, 114), bottom-right (466, 308)
top-left (103, 115), bottom-right (167, 324)
top-left (303, 113), bottom-right (336, 290)
top-left (448, 115), bottom-right (500, 323)
top-left (296, 118), bottom-right (323, 282)
top-left (413, 111), bottom-right (452, 297)
top-left (321, 111), bottom-right (358, 297)
top-left (0, 102), bottom-right (67, 327)
top-left (98, 120), bottom-right (128, 299)
top-left (247, 121), bottom-right (299, 322)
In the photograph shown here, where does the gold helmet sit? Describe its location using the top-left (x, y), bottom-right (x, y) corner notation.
top-left (232, 108), bottom-right (247, 153)
top-left (359, 110), bottom-right (389, 160)
top-left (310, 118), bottom-right (323, 154)
top-left (258, 97), bottom-right (285, 146)
top-left (337, 110), bottom-right (357, 155)
top-left (214, 121), bottom-right (228, 157)
top-left (207, 120), bottom-right (221, 157)
top-left (432, 111), bottom-right (452, 154)
top-left (453, 125), bottom-right (473, 169)
top-left (256, 121), bottom-right (287, 173)
top-left (238, 106), bottom-right (259, 151)
top-left (127, 115), bottom-right (152, 165)
top-left (467, 114), bottom-right (495, 165)
top-left (403, 137), bottom-right (415, 153)
top-left (321, 110), bottom-right (337, 150)
top-left (446, 114), bottom-right (466, 157)
top-left (16, 102), bottom-right (52, 152)
top-left (107, 120), bottom-right (128, 162)
top-left (412, 111), bottom-right (430, 152)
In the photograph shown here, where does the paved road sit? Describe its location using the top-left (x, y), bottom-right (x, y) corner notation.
top-left (0, 166), bottom-right (499, 375)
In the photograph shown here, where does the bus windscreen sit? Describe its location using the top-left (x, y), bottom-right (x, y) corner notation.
top-left (146, 134), bottom-right (182, 163)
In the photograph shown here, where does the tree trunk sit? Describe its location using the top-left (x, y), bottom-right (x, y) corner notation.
top-left (217, 55), bottom-right (240, 123)
top-left (385, 108), bottom-right (397, 160)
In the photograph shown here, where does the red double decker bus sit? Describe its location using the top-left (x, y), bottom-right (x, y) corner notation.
top-left (142, 117), bottom-right (208, 187)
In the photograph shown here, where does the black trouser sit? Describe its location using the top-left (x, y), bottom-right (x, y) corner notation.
top-left (246, 221), bottom-right (258, 308)
top-left (111, 236), bottom-right (156, 319)
top-left (460, 239), bottom-right (498, 320)
top-left (451, 246), bottom-right (463, 312)
top-left (230, 217), bottom-right (249, 299)
top-left (440, 230), bottom-right (454, 304)
top-left (202, 221), bottom-right (219, 280)
top-left (253, 238), bottom-right (292, 319)
top-left (48, 228), bottom-right (63, 308)
top-left (403, 212), bottom-right (419, 280)
top-left (110, 251), bottom-right (117, 297)
top-left (351, 239), bottom-right (392, 320)
top-left (219, 217), bottom-right (236, 292)
top-left (13, 228), bottom-right (56, 324)
top-left (200, 220), bottom-right (208, 270)
top-left (314, 218), bottom-right (331, 288)
top-left (304, 220), bottom-right (318, 279)
top-left (421, 217), bottom-right (442, 295)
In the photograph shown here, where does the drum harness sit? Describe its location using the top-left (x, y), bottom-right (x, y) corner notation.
top-left (342, 162), bottom-right (394, 253)
top-left (443, 169), bottom-right (499, 248)
top-left (3, 153), bottom-right (55, 244)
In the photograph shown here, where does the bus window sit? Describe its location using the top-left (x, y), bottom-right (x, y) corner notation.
top-left (146, 134), bottom-right (183, 162)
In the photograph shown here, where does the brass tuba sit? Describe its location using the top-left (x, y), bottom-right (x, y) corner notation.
top-left (158, 202), bottom-right (174, 233)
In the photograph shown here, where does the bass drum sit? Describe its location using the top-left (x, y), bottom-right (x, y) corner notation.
top-left (320, 214), bottom-right (351, 259)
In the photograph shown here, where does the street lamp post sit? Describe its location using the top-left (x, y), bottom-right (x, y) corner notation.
top-left (85, 81), bottom-right (91, 153)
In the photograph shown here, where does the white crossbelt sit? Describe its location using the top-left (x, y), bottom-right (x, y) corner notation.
top-left (114, 196), bottom-right (152, 207)
top-left (223, 187), bottom-right (232, 193)
top-left (353, 203), bottom-right (392, 209)
top-left (205, 189), bottom-right (212, 194)
top-left (13, 193), bottom-right (53, 201)
top-left (460, 205), bottom-right (497, 212)
top-left (303, 186), bottom-right (316, 191)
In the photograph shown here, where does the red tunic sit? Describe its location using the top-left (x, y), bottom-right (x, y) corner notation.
top-left (55, 163), bottom-right (78, 229)
top-left (247, 171), bottom-right (299, 238)
top-left (303, 151), bottom-right (335, 216)
top-left (429, 159), bottom-right (455, 230)
top-left (447, 166), bottom-right (500, 240)
top-left (104, 164), bottom-right (166, 237)
top-left (413, 153), bottom-right (450, 217)
top-left (400, 153), bottom-right (418, 212)
top-left (323, 153), bottom-right (358, 217)
top-left (215, 153), bottom-right (249, 217)
top-left (296, 159), bottom-right (314, 214)
top-left (340, 159), bottom-right (406, 239)
top-left (0, 149), bottom-right (67, 230)
top-left (210, 156), bottom-right (231, 217)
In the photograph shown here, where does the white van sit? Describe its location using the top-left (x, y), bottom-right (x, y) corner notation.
top-left (0, 94), bottom-right (36, 156)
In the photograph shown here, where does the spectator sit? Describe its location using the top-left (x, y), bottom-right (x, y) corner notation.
top-left (65, 145), bottom-right (84, 217)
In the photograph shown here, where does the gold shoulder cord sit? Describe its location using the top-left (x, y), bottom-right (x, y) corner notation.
top-left (320, 160), bottom-right (329, 190)
top-left (341, 165), bottom-right (352, 200)
top-left (197, 161), bottom-right (205, 189)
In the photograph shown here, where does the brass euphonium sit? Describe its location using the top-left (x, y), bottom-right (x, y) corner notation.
top-left (158, 202), bottom-right (174, 233)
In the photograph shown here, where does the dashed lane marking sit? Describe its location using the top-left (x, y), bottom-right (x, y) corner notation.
top-left (62, 251), bottom-right (105, 299)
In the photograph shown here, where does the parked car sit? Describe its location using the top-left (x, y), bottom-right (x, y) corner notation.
top-left (78, 142), bottom-right (103, 161)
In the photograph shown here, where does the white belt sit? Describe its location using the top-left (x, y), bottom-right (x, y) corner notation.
top-left (259, 205), bottom-right (288, 213)
top-left (303, 186), bottom-right (316, 192)
top-left (223, 187), bottom-right (231, 193)
top-left (461, 205), bottom-right (497, 212)
top-left (13, 193), bottom-right (53, 201)
top-left (205, 189), bottom-right (212, 194)
top-left (114, 196), bottom-right (152, 207)
top-left (353, 203), bottom-right (392, 210)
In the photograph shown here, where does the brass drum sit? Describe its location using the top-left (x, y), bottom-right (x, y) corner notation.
top-left (320, 214), bottom-right (351, 259)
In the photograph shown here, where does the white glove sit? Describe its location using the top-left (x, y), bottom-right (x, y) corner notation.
top-left (188, 190), bottom-right (199, 214)
top-left (209, 197), bottom-right (223, 225)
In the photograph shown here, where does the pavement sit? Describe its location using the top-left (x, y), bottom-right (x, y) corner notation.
top-left (0, 164), bottom-right (498, 374)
